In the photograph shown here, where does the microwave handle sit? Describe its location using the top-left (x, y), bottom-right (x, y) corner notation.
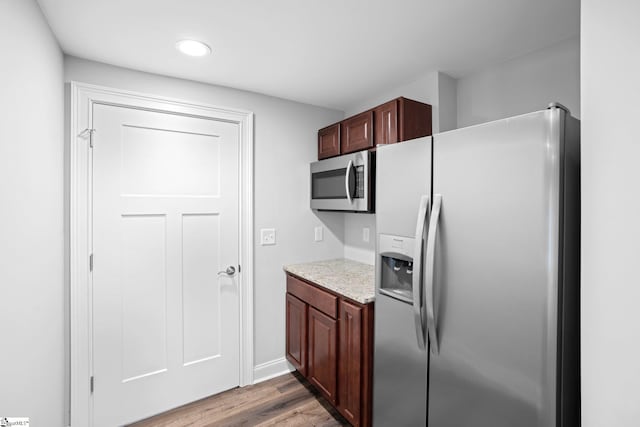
top-left (345, 159), bottom-right (354, 204)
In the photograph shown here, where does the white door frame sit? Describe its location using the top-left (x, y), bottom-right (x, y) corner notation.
top-left (69, 82), bottom-right (254, 427)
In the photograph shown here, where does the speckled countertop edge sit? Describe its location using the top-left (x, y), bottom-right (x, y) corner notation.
top-left (283, 258), bottom-right (375, 304)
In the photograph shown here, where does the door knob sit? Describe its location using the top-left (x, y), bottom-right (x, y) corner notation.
top-left (217, 266), bottom-right (236, 276)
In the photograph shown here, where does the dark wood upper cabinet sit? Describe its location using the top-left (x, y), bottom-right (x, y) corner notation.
top-left (341, 110), bottom-right (374, 154)
top-left (308, 306), bottom-right (338, 404)
top-left (286, 293), bottom-right (308, 376)
top-left (318, 123), bottom-right (341, 159)
top-left (317, 97), bottom-right (432, 160)
top-left (396, 97), bottom-right (433, 143)
top-left (375, 97), bottom-right (433, 146)
top-left (374, 99), bottom-right (399, 146)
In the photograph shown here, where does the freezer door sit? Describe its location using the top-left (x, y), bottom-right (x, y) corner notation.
top-left (427, 109), bottom-right (564, 427)
top-left (375, 136), bottom-right (431, 237)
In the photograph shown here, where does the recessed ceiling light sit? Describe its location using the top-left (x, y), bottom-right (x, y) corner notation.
top-left (176, 39), bottom-right (211, 57)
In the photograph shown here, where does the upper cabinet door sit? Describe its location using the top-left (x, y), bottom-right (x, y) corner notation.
top-left (341, 110), bottom-right (374, 154)
top-left (374, 99), bottom-right (399, 146)
top-left (318, 123), bottom-right (341, 159)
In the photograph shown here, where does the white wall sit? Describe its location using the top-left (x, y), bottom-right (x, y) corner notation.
top-left (63, 57), bottom-right (345, 373)
top-left (581, 1), bottom-right (640, 425)
top-left (438, 72), bottom-right (458, 132)
top-left (0, 0), bottom-right (65, 425)
top-left (457, 36), bottom-right (580, 128)
top-left (343, 213), bottom-right (376, 265)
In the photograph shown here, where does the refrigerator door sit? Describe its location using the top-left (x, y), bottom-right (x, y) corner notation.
top-left (427, 109), bottom-right (564, 427)
top-left (375, 136), bottom-right (431, 237)
top-left (373, 137), bottom-right (431, 426)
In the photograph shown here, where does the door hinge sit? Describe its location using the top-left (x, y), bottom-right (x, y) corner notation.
top-left (89, 253), bottom-right (93, 272)
top-left (90, 376), bottom-right (94, 393)
top-left (80, 128), bottom-right (96, 148)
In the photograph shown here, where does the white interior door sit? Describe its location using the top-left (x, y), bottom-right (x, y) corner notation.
top-left (91, 103), bottom-right (240, 426)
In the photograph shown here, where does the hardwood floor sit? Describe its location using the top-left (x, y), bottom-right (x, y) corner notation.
top-left (128, 372), bottom-right (350, 427)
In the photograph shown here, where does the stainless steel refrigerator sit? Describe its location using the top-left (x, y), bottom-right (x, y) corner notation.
top-left (373, 105), bottom-right (580, 427)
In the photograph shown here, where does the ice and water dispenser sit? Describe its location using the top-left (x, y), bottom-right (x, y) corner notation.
top-left (378, 234), bottom-right (416, 304)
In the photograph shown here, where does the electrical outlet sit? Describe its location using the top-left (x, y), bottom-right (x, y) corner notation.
top-left (260, 228), bottom-right (276, 246)
top-left (363, 227), bottom-right (370, 243)
top-left (314, 226), bottom-right (323, 242)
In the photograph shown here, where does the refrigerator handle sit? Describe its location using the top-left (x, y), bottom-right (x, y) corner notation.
top-left (425, 194), bottom-right (442, 354)
top-left (412, 195), bottom-right (430, 349)
top-left (344, 159), bottom-right (354, 204)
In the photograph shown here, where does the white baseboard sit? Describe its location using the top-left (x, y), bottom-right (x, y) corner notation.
top-left (252, 357), bottom-right (295, 384)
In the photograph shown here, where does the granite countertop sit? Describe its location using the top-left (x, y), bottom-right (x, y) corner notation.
top-left (283, 258), bottom-right (375, 304)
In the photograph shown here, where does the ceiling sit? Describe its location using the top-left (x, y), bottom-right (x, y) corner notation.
top-left (37, 0), bottom-right (580, 111)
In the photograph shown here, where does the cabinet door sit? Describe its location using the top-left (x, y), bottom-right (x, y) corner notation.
top-left (286, 293), bottom-right (307, 376)
top-left (341, 110), bottom-right (374, 154)
top-left (318, 123), bottom-right (341, 159)
top-left (338, 300), bottom-right (363, 426)
top-left (374, 99), bottom-right (399, 146)
top-left (308, 306), bottom-right (338, 403)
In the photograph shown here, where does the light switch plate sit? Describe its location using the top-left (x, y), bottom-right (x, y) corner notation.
top-left (363, 227), bottom-right (370, 243)
top-left (260, 228), bottom-right (276, 245)
top-left (314, 226), bottom-right (323, 242)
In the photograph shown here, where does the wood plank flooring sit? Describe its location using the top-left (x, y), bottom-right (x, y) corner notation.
top-left (128, 372), bottom-right (350, 427)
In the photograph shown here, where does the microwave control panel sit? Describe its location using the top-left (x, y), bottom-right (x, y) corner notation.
top-left (355, 165), bottom-right (365, 198)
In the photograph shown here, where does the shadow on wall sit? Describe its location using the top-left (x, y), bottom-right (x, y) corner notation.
top-left (312, 210), bottom-right (345, 251)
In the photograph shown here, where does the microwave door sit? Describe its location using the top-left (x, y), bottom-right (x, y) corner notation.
top-left (311, 168), bottom-right (349, 200)
top-left (310, 151), bottom-right (372, 212)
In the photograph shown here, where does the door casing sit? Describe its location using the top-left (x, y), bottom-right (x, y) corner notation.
top-left (68, 82), bottom-right (254, 427)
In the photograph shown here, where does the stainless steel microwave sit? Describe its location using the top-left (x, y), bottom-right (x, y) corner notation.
top-left (310, 150), bottom-right (375, 212)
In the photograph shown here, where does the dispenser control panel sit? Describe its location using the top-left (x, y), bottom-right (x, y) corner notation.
top-left (379, 234), bottom-right (414, 259)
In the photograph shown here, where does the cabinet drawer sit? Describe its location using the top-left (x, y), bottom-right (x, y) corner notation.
top-left (287, 274), bottom-right (338, 318)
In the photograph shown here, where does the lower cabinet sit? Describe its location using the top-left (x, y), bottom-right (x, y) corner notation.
top-left (285, 293), bottom-right (307, 376)
top-left (308, 307), bottom-right (338, 403)
top-left (285, 273), bottom-right (374, 427)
